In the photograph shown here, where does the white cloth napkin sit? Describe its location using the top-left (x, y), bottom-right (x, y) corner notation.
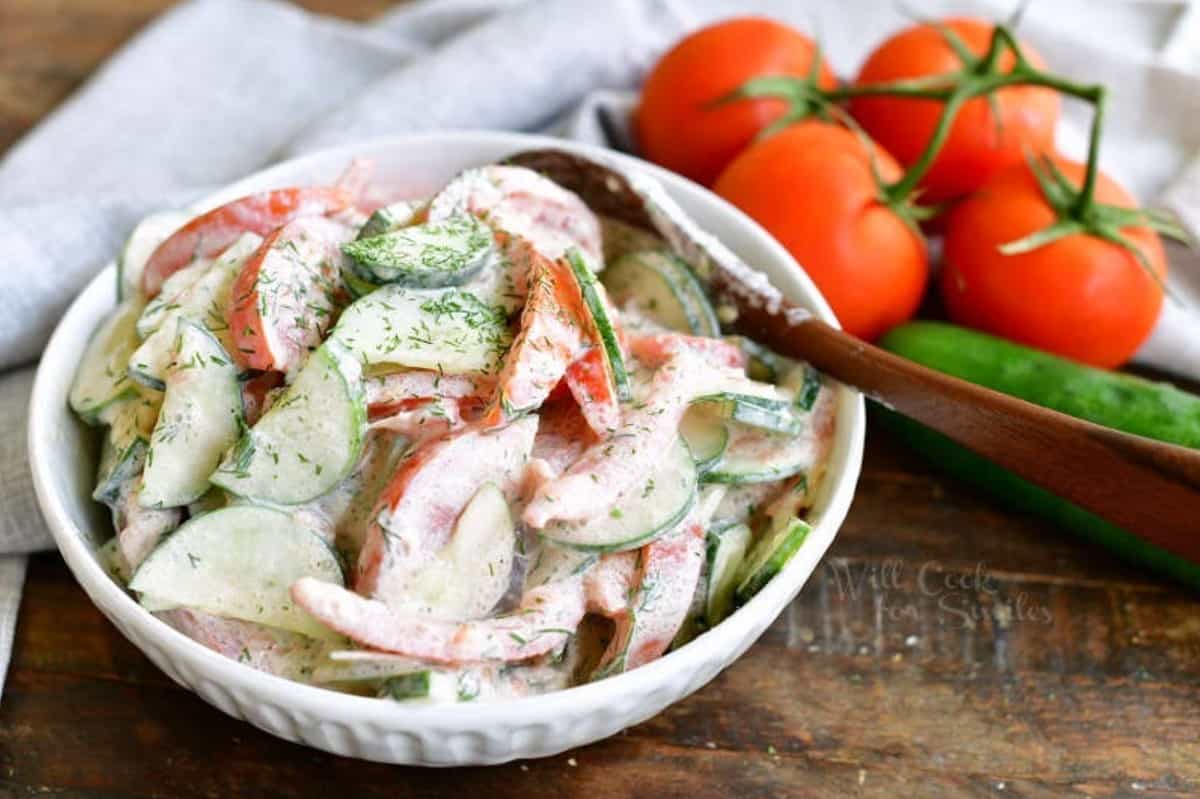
top-left (2, 0), bottom-right (1198, 700)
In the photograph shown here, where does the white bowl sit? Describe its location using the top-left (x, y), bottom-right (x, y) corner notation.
top-left (29, 131), bottom-right (865, 766)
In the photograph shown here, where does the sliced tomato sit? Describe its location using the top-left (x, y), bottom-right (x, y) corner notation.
top-left (228, 217), bottom-right (352, 373)
top-left (564, 348), bottom-right (621, 435)
top-left (356, 417), bottom-right (537, 603)
top-left (584, 551), bottom-right (639, 617)
top-left (628, 332), bottom-right (748, 370)
top-left (482, 240), bottom-right (587, 427)
top-left (142, 186), bottom-right (354, 298)
top-left (595, 513), bottom-right (706, 675)
top-left (291, 574), bottom-right (585, 664)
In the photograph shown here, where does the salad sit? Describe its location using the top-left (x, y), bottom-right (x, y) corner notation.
top-left (68, 159), bottom-right (836, 703)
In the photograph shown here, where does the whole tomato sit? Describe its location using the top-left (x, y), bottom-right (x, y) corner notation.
top-left (636, 17), bottom-right (836, 186)
top-left (713, 122), bottom-right (928, 341)
top-left (849, 18), bottom-right (1060, 204)
top-left (940, 158), bottom-right (1166, 368)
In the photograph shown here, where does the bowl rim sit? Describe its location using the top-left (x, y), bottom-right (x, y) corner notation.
top-left (29, 129), bottom-right (865, 732)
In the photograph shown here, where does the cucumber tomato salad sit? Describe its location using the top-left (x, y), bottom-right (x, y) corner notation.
top-left (69, 160), bottom-right (836, 703)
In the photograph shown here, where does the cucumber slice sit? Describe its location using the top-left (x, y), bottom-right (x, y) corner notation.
top-left (330, 284), bottom-right (512, 376)
top-left (211, 343), bottom-right (366, 505)
top-left (136, 259), bottom-right (210, 341)
top-left (567, 248), bottom-right (631, 402)
top-left (92, 394), bottom-right (160, 510)
top-left (781, 363), bottom-right (823, 411)
top-left (117, 211), bottom-right (190, 301)
top-left (705, 522), bottom-right (751, 625)
top-left (129, 505), bottom-right (344, 639)
top-left (603, 251), bottom-right (718, 336)
top-left (357, 199), bottom-right (427, 240)
top-left (540, 436), bottom-right (698, 552)
top-left (724, 335), bottom-right (792, 384)
top-left (69, 298), bottom-right (143, 424)
top-left (406, 483), bottom-right (516, 620)
top-left (140, 321), bottom-right (243, 508)
top-left (735, 517), bottom-right (811, 603)
top-left (526, 543), bottom-right (597, 588)
top-left (342, 269), bottom-right (379, 299)
top-left (691, 392), bottom-right (801, 435)
top-left (703, 423), bottom-right (817, 485)
top-left (678, 408), bottom-right (728, 473)
top-left (343, 214), bottom-right (493, 288)
top-left (379, 670), bottom-right (468, 702)
top-left (127, 234), bottom-right (261, 391)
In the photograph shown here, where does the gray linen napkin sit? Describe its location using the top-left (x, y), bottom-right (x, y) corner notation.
top-left (3, 0), bottom-right (1199, 701)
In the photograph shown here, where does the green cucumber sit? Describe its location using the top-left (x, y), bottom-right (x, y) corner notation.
top-left (127, 233), bottom-right (261, 390)
top-left (879, 321), bottom-right (1200, 590)
top-left (706, 522), bottom-right (752, 625)
top-left (540, 436), bottom-right (698, 552)
top-left (678, 408), bottom-right (728, 473)
top-left (330, 284), bottom-right (512, 376)
top-left (725, 335), bottom-right (791, 384)
top-left (211, 342), bottom-right (366, 505)
top-left (136, 259), bottom-right (210, 341)
top-left (691, 392), bottom-right (800, 435)
top-left (140, 321), bottom-right (243, 508)
top-left (781, 363), bottom-right (823, 411)
top-left (567, 248), bottom-right (631, 402)
top-left (735, 517), bottom-right (811, 603)
top-left (603, 250), bottom-right (719, 337)
top-left (69, 298), bottom-right (144, 423)
top-left (129, 505), bottom-right (344, 639)
top-left (117, 210), bottom-right (190, 301)
top-left (357, 199), bottom-right (426, 240)
top-left (703, 423), bottom-right (815, 485)
top-left (92, 393), bottom-right (161, 511)
top-left (342, 213), bottom-right (493, 288)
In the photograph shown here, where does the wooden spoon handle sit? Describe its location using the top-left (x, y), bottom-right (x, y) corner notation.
top-left (745, 310), bottom-right (1200, 562)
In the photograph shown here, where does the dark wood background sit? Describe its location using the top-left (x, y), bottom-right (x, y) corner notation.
top-left (2, 2), bottom-right (1198, 797)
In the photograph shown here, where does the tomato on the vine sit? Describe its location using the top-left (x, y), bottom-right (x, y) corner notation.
top-left (713, 121), bottom-right (928, 341)
top-left (940, 157), bottom-right (1166, 368)
top-left (849, 17), bottom-right (1060, 204)
top-left (636, 17), bottom-right (836, 186)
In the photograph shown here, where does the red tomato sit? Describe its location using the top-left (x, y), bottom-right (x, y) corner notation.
top-left (849, 18), bottom-right (1060, 204)
top-left (141, 187), bottom-right (353, 297)
top-left (713, 121), bottom-right (928, 341)
top-left (940, 158), bottom-right (1166, 368)
top-left (636, 17), bottom-right (837, 186)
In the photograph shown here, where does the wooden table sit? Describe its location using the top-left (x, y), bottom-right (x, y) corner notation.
top-left (3, 2), bottom-right (1199, 796)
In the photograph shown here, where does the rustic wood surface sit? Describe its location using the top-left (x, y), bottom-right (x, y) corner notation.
top-left (3, 2), bottom-right (1199, 797)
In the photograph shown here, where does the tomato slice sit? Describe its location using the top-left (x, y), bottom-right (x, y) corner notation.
top-left (141, 186), bottom-right (353, 298)
top-left (227, 217), bottom-right (351, 373)
top-left (482, 240), bottom-right (587, 427)
top-left (564, 347), bottom-right (621, 435)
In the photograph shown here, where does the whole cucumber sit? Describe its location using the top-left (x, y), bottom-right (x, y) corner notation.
top-left (878, 321), bottom-right (1200, 590)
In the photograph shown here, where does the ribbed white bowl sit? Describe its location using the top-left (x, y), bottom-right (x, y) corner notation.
top-left (29, 131), bottom-right (865, 766)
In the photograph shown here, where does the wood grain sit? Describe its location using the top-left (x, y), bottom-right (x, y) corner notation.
top-left (3, 2), bottom-right (1199, 798)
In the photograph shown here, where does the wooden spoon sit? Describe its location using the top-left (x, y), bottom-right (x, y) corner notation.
top-left (507, 148), bottom-right (1200, 564)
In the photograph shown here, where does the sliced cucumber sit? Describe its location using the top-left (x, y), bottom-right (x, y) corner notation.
top-left (343, 214), bottom-right (493, 288)
top-left (691, 392), bottom-right (801, 435)
top-left (330, 284), bottom-right (512, 376)
top-left (540, 436), bottom-right (698, 552)
top-left (603, 251), bottom-right (718, 337)
top-left (129, 505), bottom-right (344, 639)
top-left (678, 408), bottom-right (728, 473)
top-left (703, 423), bottom-right (816, 485)
top-left (567, 248), bottom-right (631, 402)
top-left (735, 517), bottom-right (811, 603)
top-left (723, 336), bottom-right (792, 384)
top-left (92, 393), bottom-right (160, 510)
top-left (128, 233), bottom-right (261, 390)
top-left (357, 199), bottom-right (426, 240)
top-left (117, 211), bottom-right (190, 301)
top-left (136, 259), bottom-right (210, 341)
top-left (781, 363), bottom-right (824, 411)
top-left (379, 668), bottom-right (486, 703)
top-left (140, 321), bottom-right (243, 508)
top-left (211, 342), bottom-right (366, 505)
top-left (526, 543), bottom-right (597, 587)
top-left (69, 298), bottom-right (143, 424)
top-left (342, 269), bottom-right (379, 299)
top-left (406, 483), bottom-right (516, 620)
top-left (705, 522), bottom-right (751, 625)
